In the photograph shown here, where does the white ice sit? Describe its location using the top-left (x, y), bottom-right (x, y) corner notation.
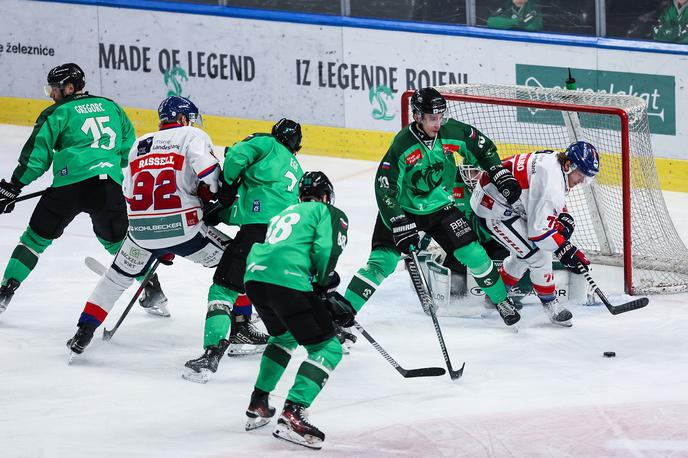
top-left (1, 124), bottom-right (687, 458)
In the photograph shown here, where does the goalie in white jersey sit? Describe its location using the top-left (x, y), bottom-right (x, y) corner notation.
top-left (469, 141), bottom-right (599, 326)
top-left (67, 96), bottom-right (228, 355)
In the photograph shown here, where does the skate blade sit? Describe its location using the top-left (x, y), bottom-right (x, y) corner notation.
top-left (67, 351), bottom-right (78, 365)
top-left (549, 318), bottom-right (573, 327)
top-left (181, 368), bottom-right (211, 384)
top-left (142, 304), bottom-right (171, 318)
top-left (245, 416), bottom-right (272, 431)
top-left (227, 343), bottom-right (266, 357)
top-left (273, 425), bottom-right (323, 450)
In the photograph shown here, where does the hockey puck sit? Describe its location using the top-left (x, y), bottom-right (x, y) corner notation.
top-left (603, 351), bottom-right (616, 358)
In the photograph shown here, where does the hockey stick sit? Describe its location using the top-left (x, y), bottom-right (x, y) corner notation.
top-left (102, 259), bottom-right (161, 341)
top-left (406, 252), bottom-right (465, 380)
top-left (582, 270), bottom-right (649, 315)
top-left (352, 321), bottom-right (446, 378)
top-left (0, 189), bottom-right (46, 212)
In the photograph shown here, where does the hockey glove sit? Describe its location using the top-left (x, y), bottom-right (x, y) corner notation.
top-left (488, 165), bottom-right (521, 205)
top-left (0, 178), bottom-right (22, 214)
top-left (197, 182), bottom-right (214, 203)
top-left (202, 201), bottom-right (223, 227)
top-left (555, 240), bottom-right (590, 274)
top-left (555, 212), bottom-right (575, 240)
top-left (216, 175), bottom-right (240, 207)
top-left (391, 215), bottom-right (420, 254)
top-left (158, 253), bottom-right (175, 266)
top-left (324, 291), bottom-right (356, 328)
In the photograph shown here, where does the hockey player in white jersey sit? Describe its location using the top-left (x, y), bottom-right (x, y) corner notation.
top-left (469, 141), bottom-right (599, 326)
top-left (67, 96), bottom-right (228, 354)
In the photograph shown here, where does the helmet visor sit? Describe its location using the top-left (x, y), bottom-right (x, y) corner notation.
top-left (44, 84), bottom-right (58, 98)
top-left (188, 112), bottom-right (203, 128)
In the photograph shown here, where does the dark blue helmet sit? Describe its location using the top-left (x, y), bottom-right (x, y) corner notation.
top-left (566, 141), bottom-right (599, 177)
top-left (158, 96), bottom-right (202, 127)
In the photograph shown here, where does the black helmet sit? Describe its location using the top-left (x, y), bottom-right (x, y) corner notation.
top-left (47, 63), bottom-right (85, 92)
top-left (410, 87), bottom-right (446, 115)
top-left (299, 171), bottom-right (334, 204)
top-left (272, 118), bottom-right (302, 154)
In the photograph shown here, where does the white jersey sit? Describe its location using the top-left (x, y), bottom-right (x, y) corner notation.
top-left (471, 151), bottom-right (568, 252)
top-left (122, 125), bottom-right (220, 249)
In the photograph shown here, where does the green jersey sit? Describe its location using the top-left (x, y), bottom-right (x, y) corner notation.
top-left (245, 201), bottom-right (349, 292)
top-left (487, 0), bottom-right (543, 32)
top-left (652, 1), bottom-right (688, 44)
top-left (375, 118), bottom-right (502, 228)
top-left (222, 134), bottom-right (304, 226)
top-left (12, 92), bottom-right (135, 187)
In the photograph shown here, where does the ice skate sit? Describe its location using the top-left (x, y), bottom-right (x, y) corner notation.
top-left (335, 324), bottom-right (357, 355)
top-left (66, 322), bottom-right (98, 363)
top-left (245, 388), bottom-right (276, 431)
top-left (273, 400), bottom-right (325, 450)
top-left (182, 339), bottom-right (230, 383)
top-left (138, 273), bottom-right (170, 317)
top-left (0, 279), bottom-right (19, 314)
top-left (227, 312), bottom-right (268, 356)
top-left (542, 299), bottom-right (572, 327)
top-left (495, 298), bottom-right (521, 327)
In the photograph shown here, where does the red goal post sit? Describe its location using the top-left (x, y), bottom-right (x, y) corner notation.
top-left (401, 84), bottom-right (688, 295)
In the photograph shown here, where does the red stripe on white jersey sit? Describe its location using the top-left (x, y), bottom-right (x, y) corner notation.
top-left (510, 153), bottom-right (531, 190)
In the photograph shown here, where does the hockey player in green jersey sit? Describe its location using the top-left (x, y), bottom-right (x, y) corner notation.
top-left (242, 171), bottom-right (353, 450)
top-left (183, 118), bottom-right (305, 383)
top-left (343, 87), bottom-right (522, 329)
top-left (0, 63), bottom-right (166, 315)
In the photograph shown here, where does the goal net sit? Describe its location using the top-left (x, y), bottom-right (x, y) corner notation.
top-left (401, 84), bottom-right (688, 295)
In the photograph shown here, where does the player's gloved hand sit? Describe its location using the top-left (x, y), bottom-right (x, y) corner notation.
top-left (0, 178), bottom-right (22, 214)
top-left (554, 212), bottom-right (575, 240)
top-left (216, 176), bottom-right (240, 207)
top-left (554, 240), bottom-right (590, 274)
top-left (202, 201), bottom-right (223, 227)
top-left (159, 253), bottom-right (175, 266)
top-left (324, 291), bottom-right (356, 328)
top-left (197, 182), bottom-right (214, 203)
top-left (391, 215), bottom-right (420, 254)
top-left (488, 165), bottom-right (521, 205)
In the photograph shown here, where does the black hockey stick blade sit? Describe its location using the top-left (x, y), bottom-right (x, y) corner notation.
top-left (603, 294), bottom-right (649, 315)
top-left (583, 272), bottom-right (649, 315)
top-left (402, 367), bottom-right (447, 378)
top-left (353, 322), bottom-right (446, 378)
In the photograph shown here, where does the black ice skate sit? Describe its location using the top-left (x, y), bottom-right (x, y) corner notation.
top-left (542, 299), bottom-right (573, 327)
top-left (335, 324), bottom-right (357, 355)
top-left (228, 312), bottom-right (268, 356)
top-left (481, 296), bottom-right (521, 326)
top-left (0, 279), bottom-right (19, 314)
top-left (138, 273), bottom-right (170, 317)
top-left (182, 339), bottom-right (230, 383)
top-left (66, 322), bottom-right (99, 363)
top-left (273, 400), bottom-right (325, 450)
top-left (245, 388), bottom-right (276, 431)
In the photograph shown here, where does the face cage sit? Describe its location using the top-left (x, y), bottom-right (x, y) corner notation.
top-left (564, 164), bottom-right (596, 192)
top-left (458, 163), bottom-right (482, 191)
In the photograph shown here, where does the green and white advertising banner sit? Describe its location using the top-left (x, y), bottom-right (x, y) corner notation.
top-left (516, 64), bottom-right (676, 135)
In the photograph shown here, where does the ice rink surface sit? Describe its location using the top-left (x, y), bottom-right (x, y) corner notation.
top-left (1, 124), bottom-right (687, 457)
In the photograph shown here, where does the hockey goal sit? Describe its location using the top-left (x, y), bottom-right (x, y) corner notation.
top-left (401, 84), bottom-right (688, 295)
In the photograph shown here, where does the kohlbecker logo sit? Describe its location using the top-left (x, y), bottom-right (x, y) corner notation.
top-left (515, 64), bottom-right (675, 136)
